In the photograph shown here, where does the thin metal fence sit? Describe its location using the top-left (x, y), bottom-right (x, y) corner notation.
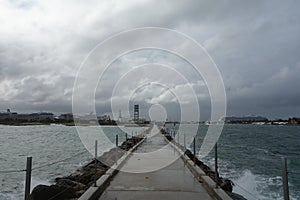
top-left (0, 169), bottom-right (26, 174)
top-left (0, 149), bottom-right (91, 200)
top-left (31, 150), bottom-right (88, 171)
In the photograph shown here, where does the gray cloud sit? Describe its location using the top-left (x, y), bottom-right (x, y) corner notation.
top-left (0, 0), bottom-right (299, 120)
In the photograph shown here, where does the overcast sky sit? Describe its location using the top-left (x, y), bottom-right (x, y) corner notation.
top-left (0, 0), bottom-right (299, 120)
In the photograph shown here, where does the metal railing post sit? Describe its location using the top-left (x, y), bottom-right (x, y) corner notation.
top-left (193, 137), bottom-right (196, 166)
top-left (125, 133), bottom-right (128, 152)
top-left (215, 143), bottom-right (218, 188)
top-left (95, 140), bottom-right (98, 158)
top-left (183, 132), bottom-right (186, 151)
top-left (116, 134), bottom-right (118, 146)
top-left (177, 131), bottom-right (179, 143)
top-left (24, 157), bottom-right (32, 200)
top-left (94, 140), bottom-right (98, 186)
top-left (115, 135), bottom-right (118, 164)
top-left (282, 157), bottom-right (290, 200)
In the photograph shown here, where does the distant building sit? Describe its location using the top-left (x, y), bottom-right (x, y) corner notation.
top-left (97, 115), bottom-right (111, 121)
top-left (17, 113), bottom-right (39, 121)
top-left (0, 109), bottom-right (14, 120)
top-left (0, 109), bottom-right (54, 121)
top-left (134, 104), bottom-right (139, 123)
top-left (10, 112), bottom-right (18, 120)
top-left (0, 113), bottom-right (10, 120)
top-left (288, 117), bottom-right (300, 125)
top-left (59, 113), bottom-right (74, 121)
top-left (134, 118), bottom-right (150, 124)
top-left (38, 113), bottom-right (54, 120)
top-left (118, 110), bottom-right (122, 122)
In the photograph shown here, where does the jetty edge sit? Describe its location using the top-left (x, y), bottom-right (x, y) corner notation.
top-left (161, 128), bottom-right (246, 200)
top-left (30, 129), bottom-right (149, 200)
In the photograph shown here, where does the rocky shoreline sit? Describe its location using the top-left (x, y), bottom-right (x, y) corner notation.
top-left (30, 136), bottom-right (143, 200)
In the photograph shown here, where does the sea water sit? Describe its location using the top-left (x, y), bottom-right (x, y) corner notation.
top-left (0, 125), bottom-right (145, 200)
top-left (1, 124), bottom-right (299, 200)
top-left (166, 124), bottom-right (300, 200)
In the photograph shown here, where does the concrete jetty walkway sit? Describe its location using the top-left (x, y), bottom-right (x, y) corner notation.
top-left (99, 126), bottom-right (213, 200)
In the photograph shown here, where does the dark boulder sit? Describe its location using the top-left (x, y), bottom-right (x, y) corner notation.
top-left (30, 184), bottom-right (77, 200)
top-left (55, 178), bottom-right (86, 191)
top-left (220, 179), bottom-right (233, 192)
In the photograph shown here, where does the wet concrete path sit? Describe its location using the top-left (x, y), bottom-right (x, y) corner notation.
top-left (99, 126), bottom-right (213, 200)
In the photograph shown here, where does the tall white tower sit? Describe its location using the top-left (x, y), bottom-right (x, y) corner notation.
top-left (118, 110), bottom-right (122, 122)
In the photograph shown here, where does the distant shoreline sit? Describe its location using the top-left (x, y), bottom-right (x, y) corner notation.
top-left (0, 121), bottom-right (152, 127)
top-left (0, 121), bottom-right (75, 126)
top-left (2, 119), bottom-right (298, 126)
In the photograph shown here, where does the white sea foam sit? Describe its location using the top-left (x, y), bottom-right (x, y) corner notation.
top-left (232, 170), bottom-right (260, 200)
top-left (232, 169), bottom-right (299, 200)
top-left (200, 156), bottom-right (300, 200)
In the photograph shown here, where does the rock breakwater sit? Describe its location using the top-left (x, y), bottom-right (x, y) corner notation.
top-left (30, 136), bottom-right (143, 200)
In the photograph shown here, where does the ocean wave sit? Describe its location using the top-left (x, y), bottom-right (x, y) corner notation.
top-left (231, 169), bottom-right (299, 200)
top-left (200, 156), bottom-right (300, 200)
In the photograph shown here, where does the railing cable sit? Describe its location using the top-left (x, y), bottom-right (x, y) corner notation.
top-left (32, 150), bottom-right (88, 171)
top-left (0, 169), bottom-right (26, 174)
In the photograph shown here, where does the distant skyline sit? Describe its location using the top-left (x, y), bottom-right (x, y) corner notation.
top-left (0, 0), bottom-right (300, 121)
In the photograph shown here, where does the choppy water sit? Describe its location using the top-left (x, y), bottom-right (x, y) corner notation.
top-left (0, 125), bottom-right (145, 200)
top-left (1, 124), bottom-right (299, 200)
top-left (166, 124), bottom-right (300, 200)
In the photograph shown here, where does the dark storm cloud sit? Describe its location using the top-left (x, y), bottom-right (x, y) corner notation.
top-left (0, 0), bottom-right (299, 119)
